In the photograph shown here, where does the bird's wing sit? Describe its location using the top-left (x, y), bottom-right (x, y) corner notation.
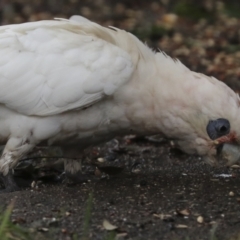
top-left (0, 19), bottom-right (134, 116)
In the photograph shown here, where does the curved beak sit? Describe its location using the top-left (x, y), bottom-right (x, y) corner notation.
top-left (221, 143), bottom-right (240, 166)
top-left (205, 132), bottom-right (239, 166)
top-left (203, 142), bottom-right (240, 167)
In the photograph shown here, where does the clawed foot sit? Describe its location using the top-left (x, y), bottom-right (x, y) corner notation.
top-left (63, 170), bottom-right (97, 185)
top-left (0, 172), bottom-right (20, 193)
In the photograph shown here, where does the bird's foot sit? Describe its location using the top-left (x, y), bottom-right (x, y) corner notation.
top-left (61, 170), bottom-right (97, 185)
top-left (0, 172), bottom-right (20, 193)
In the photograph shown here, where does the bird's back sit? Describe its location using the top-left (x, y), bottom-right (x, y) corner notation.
top-left (0, 18), bottom-right (137, 116)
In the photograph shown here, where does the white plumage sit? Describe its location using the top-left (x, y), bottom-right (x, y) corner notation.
top-left (0, 18), bottom-right (133, 115)
top-left (0, 15), bottom-right (239, 191)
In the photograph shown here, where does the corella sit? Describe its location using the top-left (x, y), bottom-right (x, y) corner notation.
top-left (0, 15), bottom-right (238, 192)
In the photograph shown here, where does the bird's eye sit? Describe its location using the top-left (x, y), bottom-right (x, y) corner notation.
top-left (206, 118), bottom-right (230, 140)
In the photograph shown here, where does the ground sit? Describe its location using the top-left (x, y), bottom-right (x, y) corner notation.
top-left (1, 1), bottom-right (240, 240)
top-left (1, 138), bottom-right (240, 240)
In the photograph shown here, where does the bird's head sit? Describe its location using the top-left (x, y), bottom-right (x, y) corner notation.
top-left (175, 115), bottom-right (239, 166)
top-left (159, 70), bottom-right (240, 166)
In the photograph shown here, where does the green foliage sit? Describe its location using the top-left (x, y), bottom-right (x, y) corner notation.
top-left (104, 231), bottom-right (116, 240)
top-left (131, 25), bottom-right (171, 41)
top-left (150, 25), bottom-right (172, 40)
top-left (173, 1), bottom-right (214, 21)
top-left (224, 44), bottom-right (240, 53)
top-left (224, 3), bottom-right (240, 18)
top-left (80, 193), bottom-right (118, 240)
top-left (209, 224), bottom-right (218, 240)
top-left (81, 193), bottom-right (93, 240)
top-left (0, 203), bottom-right (32, 240)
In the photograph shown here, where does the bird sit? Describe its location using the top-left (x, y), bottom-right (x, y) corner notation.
top-left (0, 15), bottom-right (238, 192)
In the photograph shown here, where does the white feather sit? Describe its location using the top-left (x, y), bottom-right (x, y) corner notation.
top-left (69, 15), bottom-right (92, 23)
top-left (0, 19), bottom-right (134, 116)
top-left (0, 15), bottom-right (238, 180)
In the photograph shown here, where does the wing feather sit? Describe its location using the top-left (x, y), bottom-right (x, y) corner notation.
top-left (0, 19), bottom-right (134, 116)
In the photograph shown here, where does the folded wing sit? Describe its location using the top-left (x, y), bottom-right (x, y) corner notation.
top-left (0, 19), bottom-right (134, 116)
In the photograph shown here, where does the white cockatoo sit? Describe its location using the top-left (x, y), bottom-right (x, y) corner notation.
top-left (0, 15), bottom-right (239, 191)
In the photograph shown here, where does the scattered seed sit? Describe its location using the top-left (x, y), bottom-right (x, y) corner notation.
top-left (176, 209), bottom-right (190, 216)
top-left (38, 228), bottom-right (48, 232)
top-left (175, 224), bottom-right (188, 229)
top-left (65, 211), bottom-right (71, 217)
top-left (197, 216), bottom-right (204, 223)
top-left (229, 191), bottom-right (235, 197)
top-left (116, 233), bottom-right (128, 238)
top-left (230, 165), bottom-right (240, 168)
top-left (153, 213), bottom-right (172, 220)
top-left (97, 157), bottom-right (105, 163)
top-left (36, 203), bottom-right (43, 207)
top-left (31, 181), bottom-right (36, 188)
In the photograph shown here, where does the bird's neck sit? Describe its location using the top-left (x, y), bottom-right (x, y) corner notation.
top-left (113, 53), bottom-right (187, 137)
top-left (115, 51), bottom-right (239, 139)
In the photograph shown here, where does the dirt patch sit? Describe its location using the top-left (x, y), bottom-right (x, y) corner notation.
top-left (1, 139), bottom-right (240, 240)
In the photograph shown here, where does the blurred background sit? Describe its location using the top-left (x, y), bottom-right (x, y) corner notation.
top-left (1, 0), bottom-right (240, 91)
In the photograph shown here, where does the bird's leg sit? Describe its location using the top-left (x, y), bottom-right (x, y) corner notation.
top-left (0, 137), bottom-right (35, 192)
top-left (64, 158), bottom-right (90, 183)
top-left (61, 146), bottom-right (98, 184)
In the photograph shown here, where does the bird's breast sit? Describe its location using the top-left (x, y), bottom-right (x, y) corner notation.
top-left (46, 100), bottom-right (132, 148)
